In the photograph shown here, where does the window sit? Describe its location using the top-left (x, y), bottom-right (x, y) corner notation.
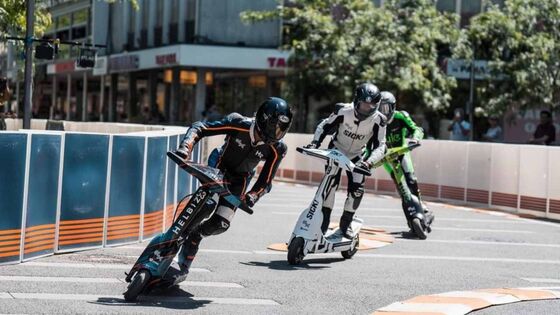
top-left (461, 0), bottom-right (482, 26)
top-left (436, 0), bottom-right (456, 13)
top-left (72, 9), bottom-right (88, 25)
top-left (156, 1), bottom-right (164, 27)
top-left (57, 14), bottom-right (71, 29)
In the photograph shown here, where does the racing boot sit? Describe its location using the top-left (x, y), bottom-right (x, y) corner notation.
top-left (339, 210), bottom-right (355, 239)
top-left (176, 233), bottom-right (202, 280)
top-left (423, 206), bottom-right (434, 233)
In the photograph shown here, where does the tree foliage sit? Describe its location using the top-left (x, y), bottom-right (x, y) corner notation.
top-left (242, 0), bottom-right (459, 111)
top-left (455, 0), bottom-right (560, 115)
top-left (0, 0), bottom-right (52, 36)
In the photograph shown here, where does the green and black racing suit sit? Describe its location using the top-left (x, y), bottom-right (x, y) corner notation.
top-left (383, 110), bottom-right (424, 203)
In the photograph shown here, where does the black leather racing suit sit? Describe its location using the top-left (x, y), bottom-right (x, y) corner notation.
top-left (178, 112), bottom-right (287, 272)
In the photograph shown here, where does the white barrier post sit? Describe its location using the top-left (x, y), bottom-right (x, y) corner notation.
top-left (102, 135), bottom-right (114, 247)
top-left (19, 133), bottom-right (32, 263)
top-left (139, 137), bottom-right (148, 241)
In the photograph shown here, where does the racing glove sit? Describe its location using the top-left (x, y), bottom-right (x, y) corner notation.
top-left (355, 160), bottom-right (372, 170)
top-left (303, 141), bottom-right (320, 149)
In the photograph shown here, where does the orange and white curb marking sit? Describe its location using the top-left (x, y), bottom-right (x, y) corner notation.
top-left (372, 287), bottom-right (560, 315)
top-left (267, 225), bottom-right (394, 252)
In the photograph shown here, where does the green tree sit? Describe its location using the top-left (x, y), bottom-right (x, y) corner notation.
top-left (242, 0), bottom-right (459, 115)
top-left (0, 0), bottom-right (52, 35)
top-left (455, 0), bottom-right (560, 115)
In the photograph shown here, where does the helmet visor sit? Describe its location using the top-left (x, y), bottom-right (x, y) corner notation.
top-left (356, 101), bottom-right (379, 117)
top-left (379, 102), bottom-right (394, 120)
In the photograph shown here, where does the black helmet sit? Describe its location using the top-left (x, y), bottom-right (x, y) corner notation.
top-left (353, 83), bottom-right (381, 120)
top-left (379, 91), bottom-right (396, 122)
top-left (255, 97), bottom-right (293, 144)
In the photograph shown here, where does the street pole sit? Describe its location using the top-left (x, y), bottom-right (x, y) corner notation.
top-left (22, 0), bottom-right (35, 129)
top-left (468, 45), bottom-right (475, 141)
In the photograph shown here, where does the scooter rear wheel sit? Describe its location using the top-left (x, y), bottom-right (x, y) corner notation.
top-left (411, 218), bottom-right (427, 240)
top-left (124, 270), bottom-right (151, 302)
top-left (287, 237), bottom-right (305, 265)
top-left (341, 234), bottom-right (359, 259)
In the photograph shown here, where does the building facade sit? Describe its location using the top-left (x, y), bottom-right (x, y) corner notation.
top-left (36, 0), bottom-right (288, 125)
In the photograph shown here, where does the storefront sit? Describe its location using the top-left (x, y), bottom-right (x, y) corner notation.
top-left (103, 44), bottom-right (291, 125)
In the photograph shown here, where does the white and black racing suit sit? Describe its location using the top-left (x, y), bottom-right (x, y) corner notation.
top-left (310, 103), bottom-right (386, 234)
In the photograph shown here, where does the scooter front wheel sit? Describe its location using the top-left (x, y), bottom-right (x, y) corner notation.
top-left (411, 218), bottom-right (427, 240)
top-left (287, 237), bottom-right (305, 265)
top-left (341, 234), bottom-right (359, 259)
top-left (124, 269), bottom-right (151, 302)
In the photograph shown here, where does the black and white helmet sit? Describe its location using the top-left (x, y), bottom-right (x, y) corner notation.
top-left (379, 91), bottom-right (396, 123)
top-left (255, 97), bottom-right (293, 144)
top-left (353, 83), bottom-right (381, 121)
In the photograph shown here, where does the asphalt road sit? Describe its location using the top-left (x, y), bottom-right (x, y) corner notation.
top-left (1, 182), bottom-right (559, 314)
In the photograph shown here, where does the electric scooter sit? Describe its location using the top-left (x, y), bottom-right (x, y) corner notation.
top-left (287, 147), bottom-right (371, 265)
top-left (372, 143), bottom-right (433, 239)
top-left (123, 151), bottom-right (253, 302)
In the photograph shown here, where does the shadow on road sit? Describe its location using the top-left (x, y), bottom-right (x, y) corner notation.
top-left (240, 257), bottom-right (346, 271)
top-left (390, 231), bottom-right (420, 240)
top-left (91, 286), bottom-right (210, 310)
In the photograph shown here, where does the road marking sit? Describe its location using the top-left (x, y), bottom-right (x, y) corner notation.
top-left (0, 276), bottom-right (122, 283)
top-left (435, 290), bottom-right (519, 305)
top-left (521, 278), bottom-right (560, 284)
top-left (271, 212), bottom-right (544, 225)
top-left (356, 253), bottom-right (560, 265)
top-left (252, 250), bottom-right (560, 264)
top-left (372, 287), bottom-right (560, 315)
top-left (373, 225), bottom-right (534, 234)
top-left (0, 275), bottom-right (243, 288)
top-left (0, 292), bottom-right (278, 305)
top-left (397, 238), bottom-right (560, 248)
top-left (21, 261), bottom-right (210, 272)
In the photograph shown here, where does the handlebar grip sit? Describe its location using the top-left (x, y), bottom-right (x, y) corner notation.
top-left (354, 167), bottom-right (372, 177)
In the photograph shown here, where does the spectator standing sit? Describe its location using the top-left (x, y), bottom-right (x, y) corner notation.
top-left (482, 116), bottom-right (503, 142)
top-left (528, 110), bottom-right (556, 145)
top-left (448, 108), bottom-right (471, 141)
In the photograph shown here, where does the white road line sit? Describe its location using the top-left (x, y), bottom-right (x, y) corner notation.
top-left (397, 239), bottom-right (560, 248)
top-left (356, 253), bottom-right (560, 265)
top-left (271, 212), bottom-right (540, 224)
top-left (373, 225), bottom-right (534, 234)
top-left (0, 293), bottom-right (278, 305)
top-left (0, 276), bottom-right (243, 288)
top-left (253, 250), bottom-right (560, 264)
top-left (0, 276), bottom-right (122, 283)
top-left (21, 261), bottom-right (210, 272)
top-left (521, 278), bottom-right (560, 284)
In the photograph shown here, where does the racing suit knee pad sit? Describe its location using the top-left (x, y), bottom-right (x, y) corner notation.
top-left (199, 214), bottom-right (231, 237)
top-left (344, 183), bottom-right (364, 212)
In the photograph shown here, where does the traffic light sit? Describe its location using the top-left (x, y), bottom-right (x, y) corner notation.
top-left (35, 42), bottom-right (55, 60)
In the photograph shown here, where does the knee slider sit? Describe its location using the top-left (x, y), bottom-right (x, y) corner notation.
top-left (349, 184), bottom-right (364, 199)
top-left (199, 215), bottom-right (230, 237)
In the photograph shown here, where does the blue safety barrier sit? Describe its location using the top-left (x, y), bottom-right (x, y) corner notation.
top-left (142, 136), bottom-right (167, 240)
top-left (0, 127), bottom-right (192, 264)
top-left (106, 135), bottom-right (145, 246)
top-left (165, 135), bottom-right (178, 228)
top-left (58, 133), bottom-right (110, 252)
top-left (0, 133), bottom-right (27, 264)
top-left (23, 134), bottom-right (62, 260)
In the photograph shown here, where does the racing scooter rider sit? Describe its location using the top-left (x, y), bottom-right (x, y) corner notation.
top-left (378, 91), bottom-right (434, 228)
top-left (173, 97), bottom-right (293, 276)
top-left (304, 83), bottom-right (387, 238)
